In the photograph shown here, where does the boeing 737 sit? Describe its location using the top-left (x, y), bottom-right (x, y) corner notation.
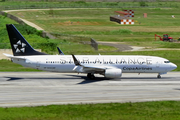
top-left (4, 24), bottom-right (177, 79)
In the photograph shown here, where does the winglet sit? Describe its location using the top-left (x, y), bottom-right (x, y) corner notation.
top-left (57, 47), bottom-right (64, 55)
top-left (72, 54), bottom-right (81, 66)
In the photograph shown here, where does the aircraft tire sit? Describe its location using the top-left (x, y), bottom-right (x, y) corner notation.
top-left (90, 75), bottom-right (95, 80)
top-left (157, 75), bottom-right (161, 79)
top-left (87, 73), bottom-right (95, 79)
top-left (87, 73), bottom-right (91, 78)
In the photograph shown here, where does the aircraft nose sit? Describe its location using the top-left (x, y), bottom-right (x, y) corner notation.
top-left (171, 63), bottom-right (177, 70)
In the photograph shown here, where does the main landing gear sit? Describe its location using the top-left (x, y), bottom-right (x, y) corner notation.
top-left (157, 74), bottom-right (161, 79)
top-left (87, 73), bottom-right (95, 79)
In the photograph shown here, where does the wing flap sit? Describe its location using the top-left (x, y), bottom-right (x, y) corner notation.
top-left (82, 64), bottom-right (119, 72)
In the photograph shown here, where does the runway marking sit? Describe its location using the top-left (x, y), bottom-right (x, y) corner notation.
top-left (109, 81), bottom-right (180, 84)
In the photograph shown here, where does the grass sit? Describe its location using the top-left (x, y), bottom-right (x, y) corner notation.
top-left (1, 101), bottom-right (180, 120)
top-left (0, 7), bottom-right (180, 71)
top-left (0, 3), bottom-right (180, 72)
top-left (0, 1), bottom-right (180, 9)
top-left (0, 59), bottom-right (41, 71)
top-left (8, 8), bottom-right (180, 48)
top-left (0, 1), bottom-right (180, 119)
top-left (1, 1), bottom-right (180, 10)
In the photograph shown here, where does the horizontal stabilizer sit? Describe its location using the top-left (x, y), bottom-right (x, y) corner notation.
top-left (3, 53), bottom-right (25, 60)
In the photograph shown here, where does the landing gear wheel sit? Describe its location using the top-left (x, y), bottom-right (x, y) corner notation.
top-left (87, 73), bottom-right (91, 78)
top-left (157, 75), bottom-right (161, 79)
top-left (90, 75), bottom-right (95, 79)
top-left (87, 73), bottom-right (95, 80)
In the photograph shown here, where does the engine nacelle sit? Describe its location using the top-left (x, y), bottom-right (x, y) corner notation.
top-left (104, 68), bottom-right (122, 79)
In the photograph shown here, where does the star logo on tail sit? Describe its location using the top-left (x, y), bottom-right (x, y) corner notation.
top-left (13, 40), bottom-right (26, 53)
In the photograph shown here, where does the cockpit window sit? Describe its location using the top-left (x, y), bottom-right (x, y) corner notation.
top-left (164, 61), bottom-right (170, 63)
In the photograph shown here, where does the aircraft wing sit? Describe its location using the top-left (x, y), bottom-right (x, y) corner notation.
top-left (84, 64), bottom-right (119, 73)
top-left (83, 64), bottom-right (117, 70)
top-left (72, 54), bottom-right (118, 73)
top-left (73, 63), bottom-right (117, 73)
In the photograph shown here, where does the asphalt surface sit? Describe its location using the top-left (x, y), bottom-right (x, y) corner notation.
top-left (0, 72), bottom-right (180, 107)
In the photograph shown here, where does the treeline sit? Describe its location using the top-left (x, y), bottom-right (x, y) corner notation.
top-left (0, 1), bottom-right (180, 10)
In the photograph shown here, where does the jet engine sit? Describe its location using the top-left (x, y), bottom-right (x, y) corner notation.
top-left (104, 68), bottom-right (122, 79)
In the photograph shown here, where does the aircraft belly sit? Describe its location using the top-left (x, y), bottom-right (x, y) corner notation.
top-left (13, 59), bottom-right (33, 68)
top-left (39, 64), bottom-right (75, 73)
top-left (56, 64), bottom-right (75, 72)
top-left (155, 66), bottom-right (169, 73)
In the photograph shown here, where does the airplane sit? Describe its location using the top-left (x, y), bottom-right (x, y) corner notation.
top-left (4, 24), bottom-right (177, 79)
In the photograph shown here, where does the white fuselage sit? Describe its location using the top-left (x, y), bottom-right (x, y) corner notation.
top-left (12, 55), bottom-right (177, 74)
top-left (5, 24), bottom-right (177, 79)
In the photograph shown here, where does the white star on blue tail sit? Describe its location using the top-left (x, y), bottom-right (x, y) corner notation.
top-left (13, 40), bottom-right (26, 53)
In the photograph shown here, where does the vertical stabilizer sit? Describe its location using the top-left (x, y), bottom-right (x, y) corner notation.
top-left (6, 24), bottom-right (47, 56)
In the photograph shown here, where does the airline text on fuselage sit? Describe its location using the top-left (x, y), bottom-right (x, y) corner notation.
top-left (46, 57), bottom-right (152, 65)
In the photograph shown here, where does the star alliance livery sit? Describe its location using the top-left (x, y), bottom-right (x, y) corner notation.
top-left (4, 24), bottom-right (177, 79)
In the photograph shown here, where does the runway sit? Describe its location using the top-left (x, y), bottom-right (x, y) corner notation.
top-left (0, 72), bottom-right (180, 107)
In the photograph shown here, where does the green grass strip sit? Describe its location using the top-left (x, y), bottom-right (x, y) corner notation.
top-left (0, 101), bottom-right (180, 120)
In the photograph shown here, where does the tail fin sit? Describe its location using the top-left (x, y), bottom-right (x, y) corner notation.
top-left (6, 24), bottom-right (48, 56)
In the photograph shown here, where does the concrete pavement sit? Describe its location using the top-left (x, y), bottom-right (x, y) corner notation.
top-left (0, 72), bottom-right (179, 107)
